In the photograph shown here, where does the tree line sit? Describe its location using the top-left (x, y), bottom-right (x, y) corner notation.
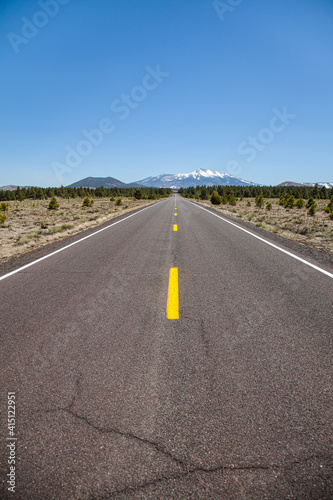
top-left (0, 185), bottom-right (173, 201)
top-left (178, 184), bottom-right (332, 200)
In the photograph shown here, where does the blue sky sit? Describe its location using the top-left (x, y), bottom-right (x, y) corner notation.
top-left (1, 0), bottom-right (332, 187)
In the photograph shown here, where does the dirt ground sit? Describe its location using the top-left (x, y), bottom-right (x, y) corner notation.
top-left (0, 197), bottom-right (157, 264)
top-left (191, 198), bottom-right (333, 254)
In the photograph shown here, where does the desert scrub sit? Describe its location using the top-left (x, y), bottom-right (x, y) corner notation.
top-left (15, 232), bottom-right (41, 245)
top-left (116, 198), bottom-right (123, 206)
top-left (82, 197), bottom-right (94, 207)
top-left (14, 235), bottom-right (30, 246)
top-left (0, 214), bottom-right (7, 225)
top-left (1, 202), bottom-right (9, 211)
top-left (47, 224), bottom-right (73, 234)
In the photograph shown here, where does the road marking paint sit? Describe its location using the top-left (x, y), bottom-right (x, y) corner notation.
top-left (173, 224), bottom-right (178, 231)
top-left (188, 201), bottom-right (333, 279)
top-left (0, 201), bottom-right (165, 282)
top-left (167, 267), bottom-right (179, 319)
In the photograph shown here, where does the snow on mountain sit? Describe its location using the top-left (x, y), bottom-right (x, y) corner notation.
top-left (136, 169), bottom-right (257, 189)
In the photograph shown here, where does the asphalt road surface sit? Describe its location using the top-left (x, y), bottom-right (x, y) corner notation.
top-left (1, 195), bottom-right (332, 499)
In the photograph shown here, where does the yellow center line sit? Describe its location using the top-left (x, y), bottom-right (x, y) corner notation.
top-left (175, 213), bottom-right (177, 216)
top-left (167, 268), bottom-right (179, 319)
top-left (173, 224), bottom-right (178, 231)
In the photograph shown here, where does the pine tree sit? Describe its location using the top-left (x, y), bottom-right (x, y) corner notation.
top-left (255, 193), bottom-right (264, 208)
top-left (211, 191), bottom-right (222, 205)
top-left (48, 197), bottom-right (59, 210)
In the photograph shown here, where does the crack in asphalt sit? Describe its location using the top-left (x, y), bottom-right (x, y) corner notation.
top-left (38, 406), bottom-right (330, 498)
top-left (39, 373), bottom-right (331, 497)
top-left (104, 454), bottom-right (330, 498)
top-left (63, 408), bottom-right (188, 470)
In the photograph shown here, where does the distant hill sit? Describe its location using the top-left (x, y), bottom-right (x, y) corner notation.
top-left (277, 181), bottom-right (333, 189)
top-left (0, 185), bottom-right (33, 191)
top-left (66, 176), bottom-right (143, 189)
top-left (136, 169), bottom-right (258, 189)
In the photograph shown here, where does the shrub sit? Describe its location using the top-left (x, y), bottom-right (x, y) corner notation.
top-left (266, 202), bottom-right (272, 211)
top-left (306, 197), bottom-right (316, 209)
top-left (116, 198), bottom-right (123, 206)
top-left (1, 202), bottom-right (9, 211)
top-left (211, 191), bottom-right (222, 205)
top-left (0, 213), bottom-right (7, 224)
top-left (296, 198), bottom-right (305, 208)
top-left (40, 221), bottom-right (48, 229)
top-left (82, 197), bottom-right (94, 207)
top-left (48, 197), bottom-right (59, 210)
top-left (110, 196), bottom-right (115, 201)
top-left (255, 194), bottom-right (264, 208)
top-left (247, 200), bottom-right (251, 206)
top-left (308, 204), bottom-right (316, 216)
top-left (228, 195), bottom-right (237, 206)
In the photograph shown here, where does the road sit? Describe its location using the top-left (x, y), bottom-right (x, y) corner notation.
top-left (1, 194), bottom-right (332, 499)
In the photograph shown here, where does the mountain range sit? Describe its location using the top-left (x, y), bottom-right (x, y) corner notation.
top-left (65, 169), bottom-right (258, 190)
top-left (65, 170), bottom-right (333, 190)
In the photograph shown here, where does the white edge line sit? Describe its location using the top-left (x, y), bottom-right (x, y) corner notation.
top-left (0, 201), bottom-right (164, 282)
top-left (187, 200), bottom-right (333, 279)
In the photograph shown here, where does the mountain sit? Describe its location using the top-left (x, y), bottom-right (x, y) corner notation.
top-left (66, 176), bottom-right (142, 189)
top-left (277, 181), bottom-right (333, 189)
top-left (136, 169), bottom-right (258, 189)
top-left (0, 185), bottom-right (33, 191)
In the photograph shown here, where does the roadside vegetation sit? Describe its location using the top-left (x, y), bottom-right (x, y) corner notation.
top-left (0, 185), bottom-right (172, 202)
top-left (0, 186), bottom-right (171, 264)
top-left (179, 184), bottom-right (333, 253)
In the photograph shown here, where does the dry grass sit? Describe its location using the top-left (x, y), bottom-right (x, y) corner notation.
top-left (0, 197), bottom-right (158, 264)
top-left (192, 198), bottom-right (333, 253)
